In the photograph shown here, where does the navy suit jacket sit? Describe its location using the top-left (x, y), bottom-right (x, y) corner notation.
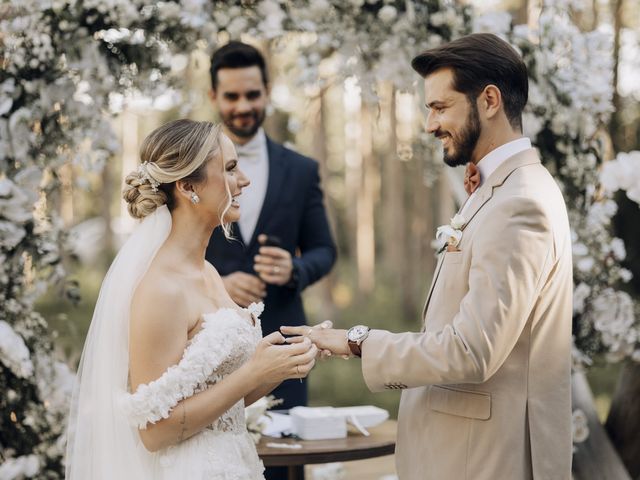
top-left (205, 138), bottom-right (336, 407)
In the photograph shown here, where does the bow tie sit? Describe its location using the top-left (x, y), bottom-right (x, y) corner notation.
top-left (464, 162), bottom-right (481, 196)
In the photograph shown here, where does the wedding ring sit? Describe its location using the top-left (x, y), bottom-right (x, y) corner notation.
top-left (273, 266), bottom-right (280, 274)
top-left (296, 365), bottom-right (300, 375)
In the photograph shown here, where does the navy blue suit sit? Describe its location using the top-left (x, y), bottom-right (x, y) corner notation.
top-left (205, 137), bottom-right (336, 409)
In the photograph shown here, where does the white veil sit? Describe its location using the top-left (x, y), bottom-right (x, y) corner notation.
top-left (65, 205), bottom-right (172, 479)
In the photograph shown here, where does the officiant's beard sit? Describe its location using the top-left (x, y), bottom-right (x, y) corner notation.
top-left (440, 101), bottom-right (481, 168)
top-left (223, 109), bottom-right (266, 140)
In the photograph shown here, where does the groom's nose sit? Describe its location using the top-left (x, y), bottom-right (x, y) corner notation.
top-left (425, 112), bottom-right (439, 134)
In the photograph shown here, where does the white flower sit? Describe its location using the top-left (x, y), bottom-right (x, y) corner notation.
top-left (245, 395), bottom-right (283, 444)
top-left (378, 5), bottom-right (398, 24)
top-left (435, 225), bottom-right (463, 252)
top-left (226, 16), bottom-right (248, 38)
top-left (213, 10), bottom-right (230, 26)
top-left (472, 12), bottom-right (512, 35)
top-left (572, 409), bottom-right (589, 444)
top-left (310, 0), bottom-right (331, 15)
top-left (610, 238), bottom-right (626, 260)
top-left (0, 454), bottom-right (40, 479)
top-left (0, 220), bottom-right (26, 249)
top-left (573, 283), bottom-right (591, 315)
top-left (0, 321), bottom-right (34, 378)
top-left (450, 214), bottom-right (466, 230)
top-left (619, 268), bottom-right (633, 283)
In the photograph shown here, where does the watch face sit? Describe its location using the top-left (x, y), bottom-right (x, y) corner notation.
top-left (348, 325), bottom-right (369, 342)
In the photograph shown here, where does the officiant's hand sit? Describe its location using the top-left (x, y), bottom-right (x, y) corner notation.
top-left (281, 324), bottom-right (351, 357)
top-left (253, 234), bottom-right (293, 286)
top-left (222, 272), bottom-right (266, 308)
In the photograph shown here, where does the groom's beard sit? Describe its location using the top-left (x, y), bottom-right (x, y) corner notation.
top-left (436, 101), bottom-right (481, 168)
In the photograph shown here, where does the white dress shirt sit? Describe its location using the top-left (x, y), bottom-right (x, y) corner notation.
top-left (235, 128), bottom-right (269, 243)
top-left (461, 137), bottom-right (532, 216)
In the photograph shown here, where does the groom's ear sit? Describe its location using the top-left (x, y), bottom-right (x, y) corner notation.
top-left (480, 84), bottom-right (502, 121)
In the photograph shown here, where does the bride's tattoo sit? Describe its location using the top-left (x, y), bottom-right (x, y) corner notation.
top-left (177, 402), bottom-right (187, 442)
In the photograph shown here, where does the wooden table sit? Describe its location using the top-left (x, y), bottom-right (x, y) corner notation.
top-left (257, 420), bottom-right (396, 480)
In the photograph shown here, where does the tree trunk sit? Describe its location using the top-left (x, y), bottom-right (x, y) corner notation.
top-left (606, 362), bottom-right (640, 478)
top-left (572, 371), bottom-right (631, 480)
top-left (311, 88), bottom-right (338, 321)
top-left (609, 0), bottom-right (623, 150)
top-left (381, 85), bottom-right (405, 288)
top-left (356, 105), bottom-right (375, 294)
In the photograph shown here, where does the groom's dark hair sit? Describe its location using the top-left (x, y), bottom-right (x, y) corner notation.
top-left (210, 41), bottom-right (269, 89)
top-left (412, 33), bottom-right (528, 132)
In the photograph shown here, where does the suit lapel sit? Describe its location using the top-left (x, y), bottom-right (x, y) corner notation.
top-left (421, 148), bottom-right (541, 321)
top-left (246, 137), bottom-right (286, 251)
top-left (460, 148), bottom-right (541, 232)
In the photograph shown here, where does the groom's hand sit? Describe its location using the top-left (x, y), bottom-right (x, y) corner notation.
top-left (281, 323), bottom-right (351, 357)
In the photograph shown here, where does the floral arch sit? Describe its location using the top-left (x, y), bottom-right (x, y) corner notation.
top-left (1, 0), bottom-right (639, 476)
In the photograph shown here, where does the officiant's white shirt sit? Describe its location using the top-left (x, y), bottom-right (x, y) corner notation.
top-left (461, 137), bottom-right (531, 216)
top-left (234, 128), bottom-right (269, 243)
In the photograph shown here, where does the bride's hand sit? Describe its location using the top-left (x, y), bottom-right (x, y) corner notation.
top-left (248, 331), bottom-right (318, 384)
top-left (280, 324), bottom-right (351, 357)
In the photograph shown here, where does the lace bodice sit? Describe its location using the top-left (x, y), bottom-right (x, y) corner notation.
top-left (120, 303), bottom-right (266, 479)
top-left (121, 302), bottom-right (263, 431)
top-left (196, 305), bottom-right (263, 434)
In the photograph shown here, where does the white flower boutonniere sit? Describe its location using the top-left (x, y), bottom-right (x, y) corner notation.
top-left (435, 214), bottom-right (466, 253)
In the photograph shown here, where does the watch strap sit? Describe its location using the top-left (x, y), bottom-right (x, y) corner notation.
top-left (348, 340), bottom-right (362, 358)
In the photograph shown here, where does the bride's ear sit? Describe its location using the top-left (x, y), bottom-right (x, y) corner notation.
top-left (175, 180), bottom-right (197, 202)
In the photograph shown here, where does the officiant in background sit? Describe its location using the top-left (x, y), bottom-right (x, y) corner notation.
top-left (204, 40), bottom-right (337, 480)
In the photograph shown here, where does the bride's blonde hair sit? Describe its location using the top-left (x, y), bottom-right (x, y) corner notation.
top-left (122, 119), bottom-right (232, 237)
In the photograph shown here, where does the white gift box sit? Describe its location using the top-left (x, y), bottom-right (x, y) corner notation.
top-left (289, 405), bottom-right (389, 440)
top-left (290, 407), bottom-right (347, 440)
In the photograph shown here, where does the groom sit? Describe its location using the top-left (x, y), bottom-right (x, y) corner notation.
top-left (284, 33), bottom-right (573, 480)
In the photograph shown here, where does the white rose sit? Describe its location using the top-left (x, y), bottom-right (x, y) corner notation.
top-left (378, 5), bottom-right (397, 24)
top-left (214, 10), bottom-right (230, 26)
top-left (572, 409), bottom-right (589, 444)
top-left (435, 225), bottom-right (462, 250)
top-left (573, 282), bottom-right (591, 315)
top-left (576, 256), bottom-right (594, 273)
top-left (610, 238), bottom-right (626, 260)
top-left (450, 214), bottom-right (466, 230)
top-left (619, 268), bottom-right (633, 283)
top-left (226, 16), bottom-right (248, 38)
top-left (310, 0), bottom-right (331, 15)
top-left (472, 12), bottom-right (512, 35)
top-left (0, 320), bottom-right (34, 378)
top-left (0, 220), bottom-right (26, 249)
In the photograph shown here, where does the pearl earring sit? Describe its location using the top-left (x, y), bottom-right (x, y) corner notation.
top-left (190, 193), bottom-right (200, 205)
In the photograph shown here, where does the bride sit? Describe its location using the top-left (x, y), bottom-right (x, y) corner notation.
top-left (65, 119), bottom-right (317, 479)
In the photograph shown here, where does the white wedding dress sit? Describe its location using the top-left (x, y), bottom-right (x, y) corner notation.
top-left (122, 304), bottom-right (266, 480)
top-left (65, 206), bottom-right (265, 480)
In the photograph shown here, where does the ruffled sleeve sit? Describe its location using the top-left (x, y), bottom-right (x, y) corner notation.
top-left (120, 309), bottom-right (257, 429)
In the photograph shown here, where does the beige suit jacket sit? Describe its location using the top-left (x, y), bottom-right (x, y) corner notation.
top-left (362, 149), bottom-right (573, 480)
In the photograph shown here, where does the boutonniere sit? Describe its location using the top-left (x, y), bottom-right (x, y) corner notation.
top-left (435, 214), bottom-right (466, 254)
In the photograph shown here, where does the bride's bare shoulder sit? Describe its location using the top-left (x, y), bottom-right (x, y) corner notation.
top-left (130, 263), bottom-right (188, 330)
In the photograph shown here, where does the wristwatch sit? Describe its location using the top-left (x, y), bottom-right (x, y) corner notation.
top-left (347, 325), bottom-right (370, 357)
